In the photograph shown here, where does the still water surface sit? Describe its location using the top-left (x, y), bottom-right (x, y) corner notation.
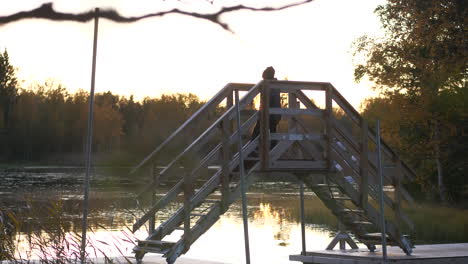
top-left (1, 169), bottom-right (467, 263)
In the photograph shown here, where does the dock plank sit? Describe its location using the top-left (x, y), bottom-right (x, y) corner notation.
top-left (290, 243), bottom-right (468, 264)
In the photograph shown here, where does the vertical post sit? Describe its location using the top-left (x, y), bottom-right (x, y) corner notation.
top-left (299, 181), bottom-right (306, 255)
top-left (235, 90), bottom-right (251, 264)
top-left (360, 119), bottom-right (369, 210)
top-left (183, 172), bottom-right (192, 248)
top-left (393, 157), bottom-right (403, 236)
top-left (81, 8), bottom-right (99, 263)
top-left (288, 92), bottom-right (298, 130)
top-left (260, 82), bottom-right (270, 170)
top-left (226, 88), bottom-right (234, 135)
top-left (376, 120), bottom-right (387, 262)
top-left (220, 116), bottom-right (231, 211)
top-left (325, 86), bottom-right (333, 169)
top-left (149, 163), bottom-right (158, 233)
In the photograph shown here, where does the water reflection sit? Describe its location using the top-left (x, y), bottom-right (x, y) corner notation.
top-left (2, 170), bottom-right (468, 263)
top-left (0, 170), bottom-right (338, 263)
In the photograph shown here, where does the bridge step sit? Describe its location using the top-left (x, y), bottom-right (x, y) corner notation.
top-left (337, 209), bottom-right (364, 214)
top-left (333, 196), bottom-right (351, 200)
top-left (135, 240), bottom-right (176, 254)
top-left (352, 221), bottom-right (373, 225)
top-left (312, 184), bottom-right (338, 188)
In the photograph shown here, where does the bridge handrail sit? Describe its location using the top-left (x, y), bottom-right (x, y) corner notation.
top-left (130, 82), bottom-right (254, 174)
top-left (329, 84), bottom-right (416, 180)
top-left (157, 83), bottom-right (261, 181)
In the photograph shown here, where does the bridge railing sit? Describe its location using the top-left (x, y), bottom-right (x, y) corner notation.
top-left (132, 80), bottom-right (415, 236)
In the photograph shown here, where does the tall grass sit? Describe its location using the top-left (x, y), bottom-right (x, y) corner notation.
top-left (404, 203), bottom-right (468, 244)
top-left (0, 198), bottom-right (138, 263)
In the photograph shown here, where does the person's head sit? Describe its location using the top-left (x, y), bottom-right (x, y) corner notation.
top-left (262, 66), bottom-right (275, 80)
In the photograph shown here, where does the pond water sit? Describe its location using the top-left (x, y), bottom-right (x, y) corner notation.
top-left (1, 169), bottom-right (467, 263)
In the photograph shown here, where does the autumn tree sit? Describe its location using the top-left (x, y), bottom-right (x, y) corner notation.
top-left (354, 0), bottom-right (467, 202)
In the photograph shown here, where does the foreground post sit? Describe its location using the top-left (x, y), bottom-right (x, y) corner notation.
top-left (235, 89), bottom-right (251, 264)
top-left (81, 8), bottom-right (99, 263)
top-left (376, 120), bottom-right (387, 263)
top-left (299, 182), bottom-right (306, 255)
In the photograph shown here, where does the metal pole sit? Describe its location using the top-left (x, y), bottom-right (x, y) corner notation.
top-left (235, 89), bottom-right (251, 264)
top-left (81, 8), bottom-right (99, 263)
top-left (299, 182), bottom-right (306, 255)
top-left (376, 120), bottom-right (387, 263)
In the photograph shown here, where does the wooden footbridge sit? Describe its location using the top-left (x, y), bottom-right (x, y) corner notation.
top-left (130, 80), bottom-right (416, 264)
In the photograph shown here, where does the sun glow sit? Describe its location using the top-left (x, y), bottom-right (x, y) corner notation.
top-left (1, 0), bottom-right (385, 108)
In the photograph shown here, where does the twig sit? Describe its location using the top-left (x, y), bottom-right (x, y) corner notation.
top-left (0, 1), bottom-right (314, 32)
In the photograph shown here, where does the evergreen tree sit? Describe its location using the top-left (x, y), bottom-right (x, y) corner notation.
top-left (0, 49), bottom-right (18, 129)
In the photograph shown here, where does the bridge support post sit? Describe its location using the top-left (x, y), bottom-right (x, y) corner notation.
top-left (260, 81), bottom-right (270, 170)
top-left (183, 172), bottom-right (193, 250)
top-left (149, 163), bottom-right (159, 233)
top-left (376, 120), bottom-right (388, 262)
top-left (299, 181), bottom-right (307, 255)
top-left (326, 231), bottom-right (359, 250)
top-left (325, 86), bottom-right (333, 169)
top-left (220, 116), bottom-right (232, 212)
top-left (235, 89), bottom-right (251, 264)
top-left (360, 120), bottom-right (369, 210)
top-left (393, 157), bottom-right (403, 237)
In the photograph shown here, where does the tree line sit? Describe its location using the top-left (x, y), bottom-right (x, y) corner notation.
top-left (0, 53), bottom-right (206, 165)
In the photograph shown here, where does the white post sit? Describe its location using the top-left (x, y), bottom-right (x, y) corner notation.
top-left (235, 89), bottom-right (251, 264)
top-left (376, 120), bottom-right (387, 263)
top-left (81, 8), bottom-right (99, 263)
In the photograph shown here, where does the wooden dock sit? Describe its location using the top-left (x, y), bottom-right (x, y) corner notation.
top-left (290, 243), bottom-right (468, 264)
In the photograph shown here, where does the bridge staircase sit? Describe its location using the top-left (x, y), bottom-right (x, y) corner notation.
top-left (130, 80), bottom-right (415, 263)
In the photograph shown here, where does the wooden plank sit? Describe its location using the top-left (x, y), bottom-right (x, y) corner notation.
top-left (360, 120), bottom-right (369, 210)
top-left (270, 133), bottom-right (322, 141)
top-left (131, 83), bottom-right (233, 174)
top-left (149, 172), bottom-right (222, 240)
top-left (269, 107), bottom-right (324, 116)
top-left (227, 83), bottom-right (254, 91)
top-left (330, 84), bottom-right (361, 125)
top-left (146, 91), bottom-right (259, 191)
top-left (332, 121), bottom-right (414, 206)
top-left (227, 163), bottom-right (260, 205)
top-left (189, 171), bottom-right (221, 207)
top-left (291, 244), bottom-right (468, 264)
top-left (331, 147), bottom-right (414, 229)
top-left (312, 136), bottom-right (410, 225)
top-left (260, 82), bottom-right (270, 170)
top-left (289, 117), bottom-right (325, 161)
top-left (183, 172), bottom-right (192, 248)
top-left (325, 169), bottom-right (410, 253)
top-left (151, 206), bottom-right (184, 240)
top-left (294, 90), bottom-right (320, 109)
top-left (333, 120), bottom-right (360, 158)
top-left (149, 163), bottom-right (158, 233)
top-left (268, 80), bottom-right (328, 91)
top-left (227, 112), bottom-right (258, 146)
top-left (330, 84), bottom-right (416, 182)
top-left (325, 86), bottom-right (333, 169)
top-left (220, 118), bottom-right (231, 211)
top-left (187, 203), bottom-right (221, 245)
top-left (132, 82), bottom-right (261, 175)
top-left (271, 160), bottom-right (327, 169)
top-left (133, 180), bottom-right (183, 232)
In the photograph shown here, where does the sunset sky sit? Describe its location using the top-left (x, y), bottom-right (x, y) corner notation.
top-left (1, 0), bottom-right (385, 109)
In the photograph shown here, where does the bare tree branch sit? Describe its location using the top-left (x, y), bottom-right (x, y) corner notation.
top-left (0, 1), bottom-right (314, 31)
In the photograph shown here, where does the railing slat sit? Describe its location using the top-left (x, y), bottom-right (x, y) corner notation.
top-left (269, 107), bottom-right (324, 116)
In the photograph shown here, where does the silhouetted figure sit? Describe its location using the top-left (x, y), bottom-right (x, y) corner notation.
top-left (251, 66), bottom-right (281, 146)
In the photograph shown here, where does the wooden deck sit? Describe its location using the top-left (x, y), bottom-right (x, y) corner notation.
top-left (289, 243), bottom-right (468, 264)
